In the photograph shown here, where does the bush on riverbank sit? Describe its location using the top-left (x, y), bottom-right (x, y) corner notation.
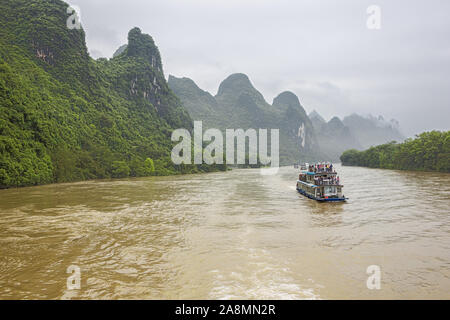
top-left (340, 131), bottom-right (450, 172)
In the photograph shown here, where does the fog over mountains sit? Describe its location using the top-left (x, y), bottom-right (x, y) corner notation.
top-left (69, 0), bottom-right (450, 138)
top-left (169, 73), bottom-right (404, 163)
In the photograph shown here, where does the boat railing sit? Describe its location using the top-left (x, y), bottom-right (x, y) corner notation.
top-left (313, 180), bottom-right (341, 186)
top-left (309, 170), bottom-right (337, 174)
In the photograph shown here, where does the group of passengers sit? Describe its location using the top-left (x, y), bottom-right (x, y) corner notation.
top-left (314, 176), bottom-right (340, 186)
top-left (309, 163), bottom-right (334, 173)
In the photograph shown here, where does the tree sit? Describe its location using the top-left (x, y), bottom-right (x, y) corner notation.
top-left (143, 158), bottom-right (155, 175)
top-left (112, 161), bottom-right (130, 178)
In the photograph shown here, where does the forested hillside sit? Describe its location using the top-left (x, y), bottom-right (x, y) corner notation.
top-left (0, 0), bottom-right (224, 188)
top-left (340, 131), bottom-right (449, 172)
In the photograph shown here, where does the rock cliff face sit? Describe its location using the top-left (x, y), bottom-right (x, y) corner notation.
top-left (106, 27), bottom-right (192, 129)
top-left (272, 91), bottom-right (317, 154)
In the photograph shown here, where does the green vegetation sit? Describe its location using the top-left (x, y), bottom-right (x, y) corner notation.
top-left (340, 131), bottom-right (450, 172)
top-left (0, 0), bottom-right (225, 188)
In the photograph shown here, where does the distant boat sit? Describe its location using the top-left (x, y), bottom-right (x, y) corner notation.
top-left (296, 163), bottom-right (347, 202)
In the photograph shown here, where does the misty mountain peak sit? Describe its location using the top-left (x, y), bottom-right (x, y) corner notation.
top-left (168, 75), bottom-right (215, 100)
top-left (215, 73), bottom-right (268, 109)
top-left (126, 27), bottom-right (162, 71)
top-left (217, 73), bottom-right (254, 96)
top-left (113, 44), bottom-right (127, 58)
top-left (272, 91), bottom-right (303, 110)
top-left (343, 114), bottom-right (404, 149)
top-left (168, 75), bottom-right (201, 92)
top-left (309, 110), bottom-right (326, 124)
top-left (328, 116), bottom-right (345, 130)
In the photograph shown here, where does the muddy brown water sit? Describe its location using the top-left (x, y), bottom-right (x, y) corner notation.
top-left (0, 165), bottom-right (449, 299)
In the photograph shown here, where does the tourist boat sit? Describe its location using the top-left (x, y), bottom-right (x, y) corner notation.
top-left (296, 163), bottom-right (347, 202)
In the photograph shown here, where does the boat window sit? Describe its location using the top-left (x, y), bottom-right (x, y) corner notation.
top-left (324, 186), bottom-right (337, 196)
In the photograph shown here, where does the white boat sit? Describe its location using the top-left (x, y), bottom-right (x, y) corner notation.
top-left (296, 163), bottom-right (347, 202)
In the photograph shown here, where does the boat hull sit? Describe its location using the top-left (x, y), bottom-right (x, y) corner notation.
top-left (296, 187), bottom-right (347, 202)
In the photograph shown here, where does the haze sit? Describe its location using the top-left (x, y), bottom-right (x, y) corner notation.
top-left (68, 0), bottom-right (450, 137)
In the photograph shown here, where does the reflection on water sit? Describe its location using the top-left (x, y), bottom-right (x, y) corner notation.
top-left (0, 165), bottom-right (449, 299)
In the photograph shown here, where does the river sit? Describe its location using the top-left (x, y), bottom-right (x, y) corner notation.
top-left (0, 164), bottom-right (449, 299)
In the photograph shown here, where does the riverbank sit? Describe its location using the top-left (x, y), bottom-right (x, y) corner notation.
top-left (340, 131), bottom-right (449, 173)
top-left (0, 164), bottom-right (229, 190)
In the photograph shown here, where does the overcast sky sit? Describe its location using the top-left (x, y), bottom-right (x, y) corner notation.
top-left (68, 0), bottom-right (450, 136)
